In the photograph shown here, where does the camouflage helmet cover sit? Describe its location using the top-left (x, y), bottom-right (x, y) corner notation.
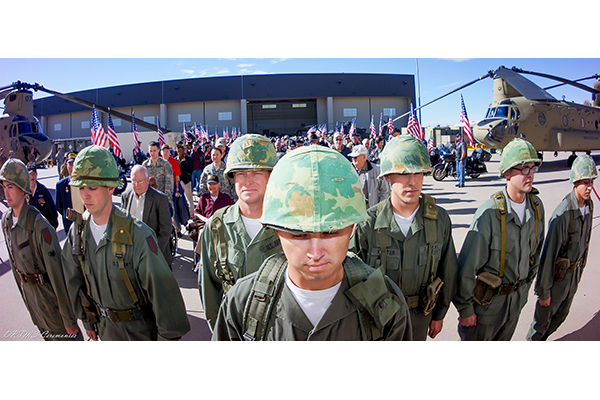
top-left (499, 138), bottom-right (542, 177)
top-left (0, 159), bottom-right (31, 195)
top-left (224, 134), bottom-right (278, 178)
top-left (570, 154), bottom-right (598, 183)
top-left (260, 145), bottom-right (367, 233)
top-left (378, 134), bottom-right (433, 178)
top-left (70, 145), bottom-right (121, 188)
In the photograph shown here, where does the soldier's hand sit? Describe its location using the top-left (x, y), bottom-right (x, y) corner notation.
top-left (459, 314), bottom-right (477, 327)
top-left (65, 326), bottom-right (79, 336)
top-left (86, 330), bottom-right (98, 341)
top-left (428, 319), bottom-right (443, 339)
top-left (539, 297), bottom-right (551, 307)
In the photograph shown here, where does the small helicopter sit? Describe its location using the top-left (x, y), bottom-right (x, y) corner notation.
top-left (0, 81), bottom-right (169, 166)
top-left (394, 66), bottom-right (600, 167)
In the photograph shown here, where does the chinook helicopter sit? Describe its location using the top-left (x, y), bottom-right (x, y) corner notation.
top-left (393, 66), bottom-right (600, 167)
top-left (0, 81), bottom-right (169, 166)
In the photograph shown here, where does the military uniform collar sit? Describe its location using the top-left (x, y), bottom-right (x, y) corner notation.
top-left (565, 189), bottom-right (589, 218)
top-left (373, 197), bottom-right (424, 237)
top-left (501, 186), bottom-right (536, 226)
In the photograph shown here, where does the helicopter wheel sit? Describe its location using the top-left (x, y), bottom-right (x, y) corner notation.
top-left (567, 154), bottom-right (577, 168)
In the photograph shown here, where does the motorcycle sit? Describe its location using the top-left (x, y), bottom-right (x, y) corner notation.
top-left (432, 147), bottom-right (490, 182)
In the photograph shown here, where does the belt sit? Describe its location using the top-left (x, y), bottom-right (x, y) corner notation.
top-left (17, 270), bottom-right (49, 285)
top-left (405, 295), bottom-right (419, 310)
top-left (497, 278), bottom-right (528, 296)
top-left (568, 258), bottom-right (585, 271)
top-left (96, 303), bottom-right (148, 322)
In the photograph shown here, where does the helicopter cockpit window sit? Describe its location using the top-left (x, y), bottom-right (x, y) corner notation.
top-left (19, 122), bottom-right (33, 134)
top-left (495, 106), bottom-right (509, 118)
top-left (486, 107), bottom-right (496, 118)
top-left (510, 107), bottom-right (521, 120)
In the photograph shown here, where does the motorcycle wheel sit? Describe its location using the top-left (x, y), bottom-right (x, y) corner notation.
top-left (114, 174), bottom-right (128, 196)
top-left (470, 174), bottom-right (480, 179)
top-left (432, 164), bottom-right (448, 181)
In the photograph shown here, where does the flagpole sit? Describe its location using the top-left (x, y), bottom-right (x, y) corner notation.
top-left (416, 58), bottom-right (422, 125)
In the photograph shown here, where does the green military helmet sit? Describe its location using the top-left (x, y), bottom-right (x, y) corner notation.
top-left (378, 134), bottom-right (432, 178)
top-left (0, 158), bottom-right (31, 195)
top-left (224, 134), bottom-right (278, 179)
top-left (260, 145), bottom-right (367, 233)
top-left (70, 145), bottom-right (121, 188)
top-left (498, 138), bottom-right (542, 177)
top-left (570, 154), bottom-right (598, 183)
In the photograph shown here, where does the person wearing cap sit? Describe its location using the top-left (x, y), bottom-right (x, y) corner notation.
top-left (191, 141), bottom-right (206, 194)
top-left (455, 133), bottom-right (467, 188)
top-left (54, 146), bottom-right (63, 175)
top-left (215, 137), bottom-right (229, 164)
top-left (368, 136), bottom-right (385, 164)
top-left (348, 144), bottom-right (390, 209)
top-left (194, 174), bottom-right (234, 223)
top-left (142, 141), bottom-right (174, 208)
top-left (121, 165), bottom-right (173, 268)
top-left (26, 162), bottom-right (59, 230)
top-left (1, 159), bottom-right (82, 340)
top-left (198, 145), bottom-right (236, 202)
top-left (211, 145), bottom-right (412, 341)
top-left (349, 135), bottom-right (458, 340)
top-left (56, 152), bottom-right (83, 233)
top-left (454, 138), bottom-right (545, 341)
top-left (61, 145), bottom-right (190, 341)
top-left (527, 155), bottom-right (597, 341)
top-left (199, 134), bottom-right (282, 330)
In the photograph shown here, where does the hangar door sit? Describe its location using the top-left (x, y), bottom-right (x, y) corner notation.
top-left (247, 99), bottom-right (316, 136)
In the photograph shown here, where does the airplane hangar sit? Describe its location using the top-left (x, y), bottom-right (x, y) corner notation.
top-left (33, 73), bottom-right (416, 140)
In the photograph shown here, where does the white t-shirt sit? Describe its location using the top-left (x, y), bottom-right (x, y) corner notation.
top-left (509, 199), bottom-right (526, 224)
top-left (89, 217), bottom-right (108, 246)
top-left (285, 271), bottom-right (342, 327)
top-left (241, 215), bottom-right (262, 241)
top-left (393, 205), bottom-right (419, 237)
top-left (580, 206), bottom-right (586, 217)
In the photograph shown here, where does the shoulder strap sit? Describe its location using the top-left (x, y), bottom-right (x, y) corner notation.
top-left (242, 253), bottom-right (288, 341)
top-left (420, 194), bottom-right (439, 285)
top-left (527, 189), bottom-right (542, 265)
top-left (111, 212), bottom-right (140, 306)
top-left (345, 256), bottom-right (403, 341)
top-left (491, 191), bottom-right (507, 278)
top-left (211, 205), bottom-right (235, 292)
top-left (374, 201), bottom-right (391, 274)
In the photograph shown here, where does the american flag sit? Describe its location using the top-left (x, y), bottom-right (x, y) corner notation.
top-left (407, 104), bottom-right (423, 140)
top-left (307, 125), bottom-right (317, 135)
top-left (157, 117), bottom-right (166, 148)
top-left (378, 112), bottom-right (383, 136)
top-left (91, 105), bottom-right (108, 147)
top-left (334, 122), bottom-right (339, 134)
top-left (107, 108), bottom-right (122, 158)
top-left (132, 112), bottom-right (140, 155)
top-left (460, 95), bottom-right (475, 147)
top-left (340, 123), bottom-right (344, 136)
top-left (387, 114), bottom-right (394, 135)
top-left (182, 123), bottom-right (189, 143)
top-left (428, 135), bottom-right (434, 153)
top-left (224, 127), bottom-right (229, 140)
top-left (194, 122), bottom-right (201, 140)
top-left (348, 118), bottom-right (356, 137)
top-left (369, 116), bottom-right (376, 138)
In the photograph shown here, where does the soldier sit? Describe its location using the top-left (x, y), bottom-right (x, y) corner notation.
top-left (0, 159), bottom-right (81, 340)
top-left (199, 134), bottom-right (282, 330)
top-left (27, 162), bottom-right (59, 229)
top-left (527, 155), bottom-right (597, 340)
top-left (212, 145), bottom-right (412, 341)
top-left (454, 138), bottom-right (545, 341)
top-left (349, 135), bottom-right (458, 340)
top-left (142, 141), bottom-right (174, 206)
top-left (61, 145), bottom-right (190, 341)
top-left (198, 146), bottom-right (235, 201)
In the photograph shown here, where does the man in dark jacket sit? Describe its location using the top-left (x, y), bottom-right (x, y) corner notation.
top-left (27, 162), bottom-right (58, 229)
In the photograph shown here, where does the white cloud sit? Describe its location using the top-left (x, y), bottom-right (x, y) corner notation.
top-left (270, 58), bottom-right (288, 64)
top-left (237, 63), bottom-right (255, 68)
top-left (181, 69), bottom-right (195, 74)
top-left (216, 69), bottom-right (230, 74)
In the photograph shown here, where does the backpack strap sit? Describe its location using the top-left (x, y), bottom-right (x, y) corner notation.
top-left (491, 191), bottom-right (507, 278)
top-left (374, 200), bottom-right (391, 274)
top-left (242, 253), bottom-right (288, 341)
top-left (111, 211), bottom-right (140, 307)
top-left (210, 205), bottom-right (236, 292)
top-left (421, 194), bottom-right (438, 286)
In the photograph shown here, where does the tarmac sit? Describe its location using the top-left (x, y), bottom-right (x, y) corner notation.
top-left (0, 150), bottom-right (599, 342)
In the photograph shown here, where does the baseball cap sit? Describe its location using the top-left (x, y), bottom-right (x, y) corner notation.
top-left (348, 144), bottom-right (368, 158)
top-left (207, 174), bottom-right (219, 183)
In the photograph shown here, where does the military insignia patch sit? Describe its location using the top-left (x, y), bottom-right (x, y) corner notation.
top-left (41, 228), bottom-right (52, 244)
top-left (146, 235), bottom-right (158, 255)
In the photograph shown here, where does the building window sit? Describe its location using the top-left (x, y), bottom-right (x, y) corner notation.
top-left (343, 108), bottom-right (357, 117)
top-left (383, 108), bottom-right (396, 117)
top-left (113, 118), bottom-right (122, 127)
top-left (262, 104), bottom-right (277, 109)
top-left (81, 121), bottom-right (90, 129)
top-left (292, 103), bottom-right (307, 108)
top-left (218, 112), bottom-right (232, 121)
top-left (54, 123), bottom-right (62, 132)
top-left (178, 114), bottom-right (191, 123)
top-left (144, 116), bottom-right (155, 124)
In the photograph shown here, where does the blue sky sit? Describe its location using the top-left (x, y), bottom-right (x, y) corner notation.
top-left (2, 58), bottom-right (598, 127)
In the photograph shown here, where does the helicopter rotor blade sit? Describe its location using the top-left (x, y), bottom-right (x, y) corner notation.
top-left (23, 82), bottom-right (170, 133)
top-left (543, 74), bottom-right (600, 91)
top-left (391, 70), bottom-right (496, 123)
top-left (512, 67), bottom-right (600, 95)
